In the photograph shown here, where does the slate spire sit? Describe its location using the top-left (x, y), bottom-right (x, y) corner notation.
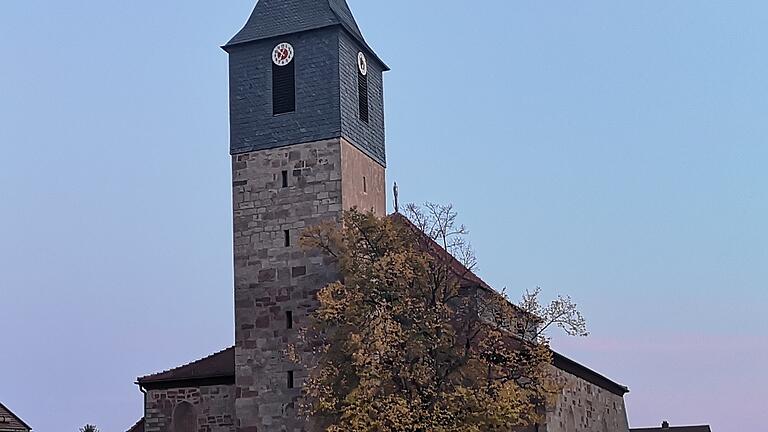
top-left (226, 0), bottom-right (366, 48)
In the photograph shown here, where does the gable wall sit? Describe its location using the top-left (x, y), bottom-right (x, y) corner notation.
top-left (543, 368), bottom-right (629, 432)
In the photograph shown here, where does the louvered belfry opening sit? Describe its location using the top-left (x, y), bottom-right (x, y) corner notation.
top-left (273, 60), bottom-right (296, 115)
top-left (358, 69), bottom-right (369, 122)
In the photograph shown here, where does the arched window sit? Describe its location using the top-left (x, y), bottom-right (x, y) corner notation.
top-left (272, 42), bottom-right (296, 115)
top-left (172, 401), bottom-right (197, 432)
top-left (357, 52), bottom-right (369, 123)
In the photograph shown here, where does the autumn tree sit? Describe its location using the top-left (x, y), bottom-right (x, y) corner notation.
top-left (297, 204), bottom-right (588, 432)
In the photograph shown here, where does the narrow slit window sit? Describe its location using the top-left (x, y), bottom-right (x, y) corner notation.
top-left (273, 61), bottom-right (296, 115)
top-left (363, 176), bottom-right (367, 193)
top-left (284, 230), bottom-right (291, 247)
top-left (286, 311), bottom-right (294, 329)
top-left (358, 70), bottom-right (369, 123)
top-left (281, 170), bottom-right (288, 188)
top-left (287, 371), bottom-right (295, 389)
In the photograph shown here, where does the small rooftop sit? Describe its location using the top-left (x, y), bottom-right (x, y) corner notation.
top-left (0, 402), bottom-right (31, 432)
top-left (631, 422), bottom-right (712, 432)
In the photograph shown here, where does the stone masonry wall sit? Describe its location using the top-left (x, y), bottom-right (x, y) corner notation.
top-left (543, 368), bottom-right (629, 432)
top-left (143, 385), bottom-right (236, 432)
top-left (232, 138), bottom-right (385, 432)
top-left (340, 138), bottom-right (385, 215)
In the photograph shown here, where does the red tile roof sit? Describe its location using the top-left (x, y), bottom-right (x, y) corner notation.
top-left (388, 212), bottom-right (493, 291)
top-left (134, 213), bottom-right (629, 398)
top-left (137, 347), bottom-right (235, 388)
top-left (125, 418), bottom-right (144, 432)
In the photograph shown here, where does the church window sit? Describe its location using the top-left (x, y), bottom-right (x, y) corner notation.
top-left (272, 43), bottom-right (296, 115)
top-left (286, 310), bottom-right (293, 329)
top-left (287, 370), bottom-right (295, 388)
top-left (172, 401), bottom-right (196, 432)
top-left (357, 52), bottom-right (369, 123)
top-left (284, 230), bottom-right (291, 247)
top-left (358, 70), bottom-right (369, 122)
top-left (281, 170), bottom-right (289, 188)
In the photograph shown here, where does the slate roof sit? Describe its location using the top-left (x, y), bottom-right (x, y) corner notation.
top-left (136, 347), bottom-right (235, 389)
top-left (631, 426), bottom-right (712, 432)
top-left (0, 402), bottom-right (31, 432)
top-left (227, 0), bottom-right (360, 46)
top-left (224, 0), bottom-right (388, 70)
top-left (125, 418), bottom-right (144, 432)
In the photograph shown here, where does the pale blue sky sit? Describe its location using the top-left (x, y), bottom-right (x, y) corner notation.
top-left (1, 1), bottom-right (766, 431)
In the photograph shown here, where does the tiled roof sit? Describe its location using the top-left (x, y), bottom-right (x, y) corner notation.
top-left (125, 418), bottom-right (144, 432)
top-left (135, 214), bottom-right (629, 398)
top-left (631, 426), bottom-right (712, 432)
top-left (552, 351), bottom-right (629, 397)
top-left (388, 212), bottom-right (494, 292)
top-left (137, 347), bottom-right (235, 388)
top-left (392, 212), bottom-right (630, 396)
top-left (0, 402), bottom-right (31, 432)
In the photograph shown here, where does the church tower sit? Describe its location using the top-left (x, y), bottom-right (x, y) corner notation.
top-left (223, 1), bottom-right (387, 430)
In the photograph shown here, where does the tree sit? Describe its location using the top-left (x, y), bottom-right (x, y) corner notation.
top-left (297, 205), bottom-right (588, 432)
top-left (79, 425), bottom-right (99, 432)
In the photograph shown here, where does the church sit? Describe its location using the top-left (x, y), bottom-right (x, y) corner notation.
top-left (127, 1), bottom-right (634, 431)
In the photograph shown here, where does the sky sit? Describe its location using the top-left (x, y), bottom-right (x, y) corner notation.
top-left (0, 1), bottom-right (766, 431)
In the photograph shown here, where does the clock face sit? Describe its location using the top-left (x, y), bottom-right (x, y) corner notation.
top-left (357, 52), bottom-right (368, 76)
top-left (272, 42), bottom-right (294, 66)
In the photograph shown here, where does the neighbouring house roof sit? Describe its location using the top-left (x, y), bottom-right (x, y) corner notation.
top-left (0, 402), bottom-right (31, 432)
top-left (136, 347), bottom-right (235, 390)
top-left (125, 418), bottom-right (144, 432)
top-left (631, 426), bottom-right (712, 432)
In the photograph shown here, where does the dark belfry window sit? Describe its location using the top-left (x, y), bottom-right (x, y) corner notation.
top-left (284, 230), bottom-right (291, 247)
top-left (273, 61), bottom-right (295, 115)
top-left (287, 370), bottom-right (295, 389)
top-left (281, 170), bottom-right (288, 188)
top-left (358, 70), bottom-right (369, 123)
top-left (286, 311), bottom-right (293, 329)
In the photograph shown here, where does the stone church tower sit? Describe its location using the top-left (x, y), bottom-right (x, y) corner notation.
top-left (222, 1), bottom-right (388, 430)
top-left (131, 3), bottom-right (634, 432)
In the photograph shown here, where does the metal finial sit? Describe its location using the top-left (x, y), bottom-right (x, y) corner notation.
top-left (393, 182), bottom-right (399, 213)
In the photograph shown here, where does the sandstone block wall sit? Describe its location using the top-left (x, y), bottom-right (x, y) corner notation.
top-left (232, 138), bottom-right (385, 432)
top-left (543, 368), bottom-right (629, 432)
top-left (143, 385), bottom-right (236, 432)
